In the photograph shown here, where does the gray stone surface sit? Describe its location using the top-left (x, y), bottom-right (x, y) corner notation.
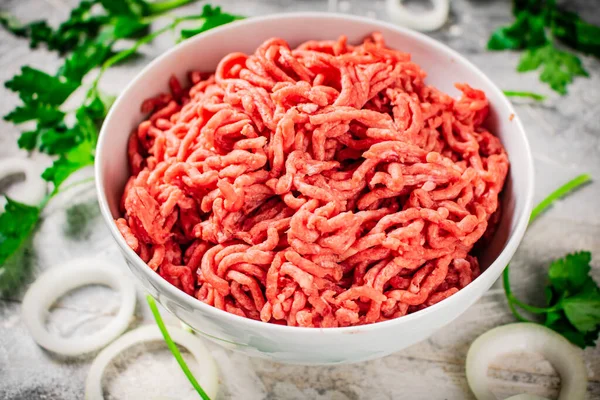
top-left (0, 0), bottom-right (599, 399)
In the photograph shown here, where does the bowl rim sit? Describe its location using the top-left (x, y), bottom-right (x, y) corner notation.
top-left (95, 11), bottom-right (535, 335)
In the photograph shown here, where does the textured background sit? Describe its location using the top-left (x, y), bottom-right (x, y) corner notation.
top-left (0, 0), bottom-right (599, 399)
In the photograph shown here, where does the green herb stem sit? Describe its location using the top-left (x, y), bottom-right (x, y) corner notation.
top-left (530, 173), bottom-right (592, 223)
top-left (56, 176), bottom-right (95, 195)
top-left (509, 292), bottom-right (562, 314)
top-left (146, 295), bottom-right (211, 400)
top-left (503, 173), bottom-right (593, 320)
top-left (503, 90), bottom-right (547, 101)
top-left (91, 11), bottom-right (211, 90)
top-left (147, 0), bottom-right (197, 15)
top-left (502, 268), bottom-right (530, 322)
top-left (91, 24), bottom-right (172, 90)
top-left (39, 193), bottom-right (52, 210)
top-left (106, 24), bottom-right (172, 69)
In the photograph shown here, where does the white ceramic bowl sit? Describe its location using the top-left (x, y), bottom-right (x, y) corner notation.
top-left (96, 13), bottom-right (534, 365)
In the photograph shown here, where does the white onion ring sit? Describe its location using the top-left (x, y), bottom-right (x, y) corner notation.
top-left (85, 325), bottom-right (219, 400)
top-left (466, 323), bottom-right (587, 400)
top-left (386, 0), bottom-right (449, 32)
top-left (0, 157), bottom-right (47, 212)
top-left (22, 258), bottom-right (136, 356)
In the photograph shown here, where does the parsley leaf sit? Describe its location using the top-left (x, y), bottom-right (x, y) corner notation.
top-left (3, 67), bottom-right (77, 127)
top-left (517, 43), bottom-right (588, 95)
top-left (110, 15), bottom-right (150, 39)
top-left (561, 278), bottom-right (600, 333)
top-left (3, 1), bottom-right (106, 53)
top-left (16, 124), bottom-right (79, 155)
top-left (45, 1), bottom-right (109, 53)
top-left (0, 198), bottom-right (41, 294)
top-left (544, 311), bottom-right (598, 348)
top-left (38, 125), bottom-right (79, 155)
top-left (549, 7), bottom-right (600, 58)
top-left (180, 5), bottom-right (243, 40)
top-left (547, 251), bottom-right (591, 293)
top-left (86, 88), bottom-right (115, 118)
top-left (0, 198), bottom-right (40, 265)
top-left (4, 103), bottom-right (64, 125)
top-left (58, 39), bottom-right (112, 83)
top-left (5, 66), bottom-right (78, 105)
top-left (39, 90), bottom-right (108, 190)
top-left (42, 140), bottom-right (95, 191)
top-left (100, 0), bottom-right (146, 17)
top-left (488, 12), bottom-right (546, 50)
top-left (0, 12), bottom-right (27, 36)
top-left (27, 21), bottom-right (54, 48)
top-left (17, 130), bottom-right (39, 151)
top-left (100, 0), bottom-right (198, 18)
top-left (56, 17), bottom-right (149, 84)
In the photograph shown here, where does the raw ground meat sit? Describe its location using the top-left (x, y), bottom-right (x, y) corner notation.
top-left (117, 33), bottom-right (509, 328)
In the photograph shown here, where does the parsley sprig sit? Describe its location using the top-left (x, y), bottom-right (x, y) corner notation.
top-left (489, 0), bottom-right (599, 94)
top-left (503, 174), bottom-right (599, 348)
top-left (0, 1), bottom-right (242, 293)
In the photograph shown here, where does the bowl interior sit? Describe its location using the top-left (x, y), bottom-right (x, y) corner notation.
top-left (97, 13), bottom-right (532, 311)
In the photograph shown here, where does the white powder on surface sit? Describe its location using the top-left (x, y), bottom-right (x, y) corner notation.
top-left (103, 342), bottom-right (202, 400)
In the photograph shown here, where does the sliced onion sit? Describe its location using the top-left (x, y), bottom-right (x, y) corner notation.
top-left (386, 0), bottom-right (449, 32)
top-left (85, 325), bottom-right (219, 400)
top-left (0, 157), bottom-right (47, 212)
top-left (22, 258), bottom-right (136, 356)
top-left (466, 323), bottom-right (587, 400)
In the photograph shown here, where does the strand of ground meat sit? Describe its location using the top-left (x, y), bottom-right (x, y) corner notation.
top-left (117, 33), bottom-right (509, 328)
